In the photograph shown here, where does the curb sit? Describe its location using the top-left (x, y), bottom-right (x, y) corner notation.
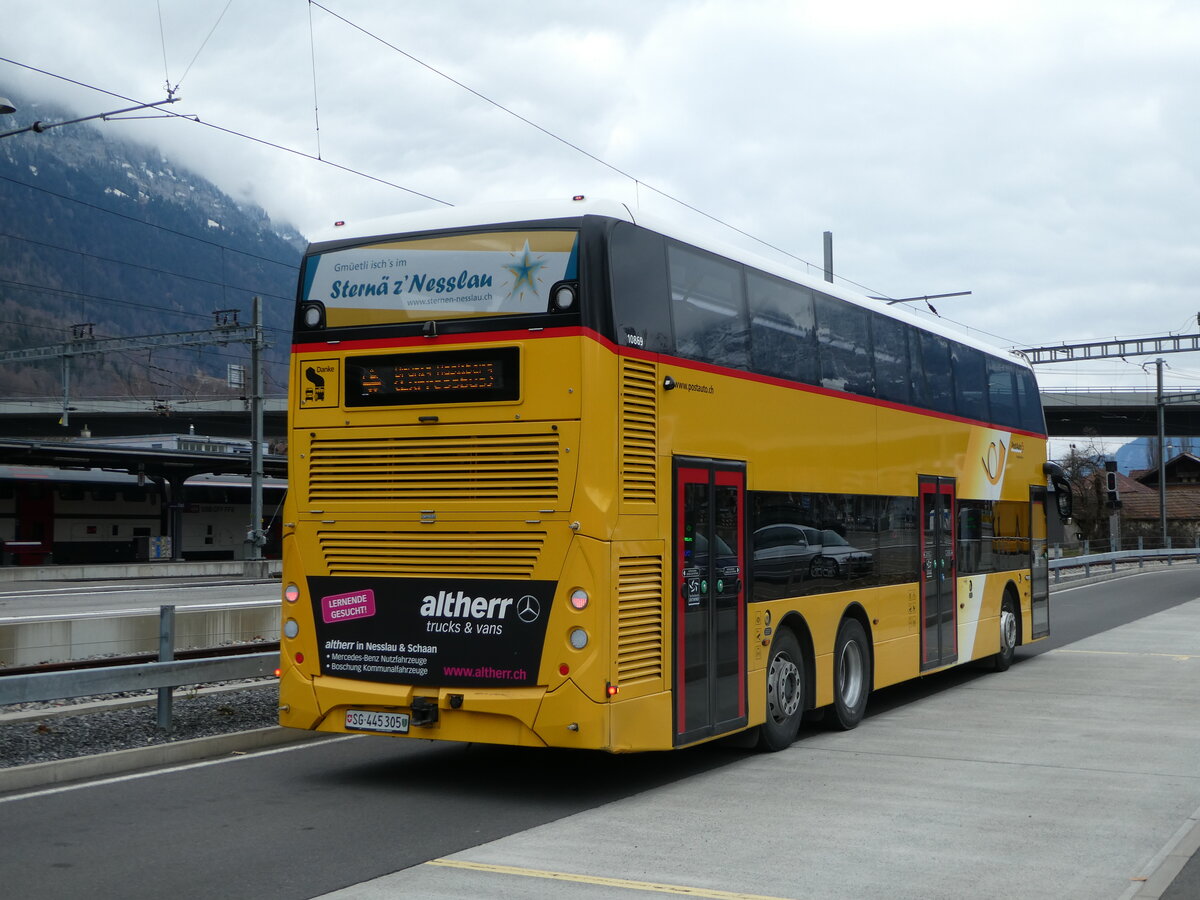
top-left (0, 726), bottom-right (330, 794)
top-left (1129, 805), bottom-right (1200, 900)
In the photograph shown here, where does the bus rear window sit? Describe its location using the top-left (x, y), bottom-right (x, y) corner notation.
top-left (300, 230), bottom-right (579, 329)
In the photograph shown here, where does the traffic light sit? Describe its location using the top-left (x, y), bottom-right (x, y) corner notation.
top-left (1105, 464), bottom-right (1121, 509)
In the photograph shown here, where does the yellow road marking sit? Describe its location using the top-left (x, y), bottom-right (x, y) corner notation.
top-left (1058, 649), bottom-right (1197, 661)
top-left (426, 859), bottom-right (797, 899)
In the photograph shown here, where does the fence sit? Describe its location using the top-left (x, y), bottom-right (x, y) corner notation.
top-left (1049, 544), bottom-right (1200, 582)
top-left (0, 605), bottom-right (277, 731)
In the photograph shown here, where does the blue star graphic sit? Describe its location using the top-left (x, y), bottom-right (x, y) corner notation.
top-left (503, 241), bottom-right (547, 298)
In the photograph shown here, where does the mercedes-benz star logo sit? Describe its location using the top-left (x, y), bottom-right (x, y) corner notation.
top-left (516, 595), bottom-right (541, 623)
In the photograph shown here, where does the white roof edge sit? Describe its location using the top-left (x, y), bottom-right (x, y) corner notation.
top-left (308, 198), bottom-right (1028, 369)
top-left (306, 197), bottom-right (636, 245)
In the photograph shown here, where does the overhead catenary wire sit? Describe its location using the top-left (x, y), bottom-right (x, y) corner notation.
top-left (0, 231), bottom-right (295, 307)
top-left (308, 0), bottom-right (322, 160)
top-left (0, 171), bottom-right (299, 276)
top-left (305, 1), bottom-right (861, 290)
top-left (7, 17), bottom-right (1170, 358)
top-left (0, 56), bottom-right (451, 207)
top-left (169, 0), bottom-right (234, 94)
top-left (4, 18), bottom-right (886, 298)
top-left (0, 277), bottom-right (292, 342)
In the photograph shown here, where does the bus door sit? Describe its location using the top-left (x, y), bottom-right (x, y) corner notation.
top-left (919, 476), bottom-right (958, 669)
top-left (1030, 486), bottom-right (1050, 639)
top-left (673, 459), bottom-right (747, 745)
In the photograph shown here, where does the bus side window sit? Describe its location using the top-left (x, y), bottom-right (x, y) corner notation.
top-left (919, 331), bottom-right (955, 415)
top-left (872, 313), bottom-right (911, 405)
top-left (987, 360), bottom-right (1020, 429)
top-left (1015, 369), bottom-right (1047, 434)
top-left (814, 293), bottom-right (875, 398)
top-left (746, 269), bottom-right (818, 386)
top-left (609, 222), bottom-right (672, 352)
top-left (906, 326), bottom-right (929, 408)
top-left (667, 243), bottom-right (750, 370)
top-left (951, 343), bottom-right (989, 422)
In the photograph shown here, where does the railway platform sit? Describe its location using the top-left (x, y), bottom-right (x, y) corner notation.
top-left (0, 558), bottom-right (281, 583)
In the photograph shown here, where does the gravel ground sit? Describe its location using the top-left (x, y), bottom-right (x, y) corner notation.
top-left (0, 682), bottom-right (280, 768)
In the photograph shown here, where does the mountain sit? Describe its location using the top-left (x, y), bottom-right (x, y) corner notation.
top-left (1114, 436), bottom-right (1200, 474)
top-left (0, 100), bottom-right (302, 402)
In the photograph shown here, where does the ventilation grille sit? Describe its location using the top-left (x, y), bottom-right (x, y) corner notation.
top-left (620, 360), bottom-right (658, 506)
top-left (616, 555), bottom-right (664, 685)
top-left (306, 432), bottom-right (561, 505)
top-left (318, 529), bottom-right (546, 578)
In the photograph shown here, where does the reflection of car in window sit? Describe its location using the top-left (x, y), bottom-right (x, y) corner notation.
top-left (691, 531), bottom-right (738, 571)
top-left (815, 529), bottom-right (873, 578)
top-left (752, 524), bottom-right (873, 583)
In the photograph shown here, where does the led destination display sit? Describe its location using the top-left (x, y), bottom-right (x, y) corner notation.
top-left (345, 347), bottom-right (519, 407)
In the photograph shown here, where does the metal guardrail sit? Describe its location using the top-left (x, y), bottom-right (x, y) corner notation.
top-left (0, 652), bottom-right (278, 706)
top-left (1050, 546), bottom-right (1200, 581)
top-left (0, 603), bottom-right (280, 732)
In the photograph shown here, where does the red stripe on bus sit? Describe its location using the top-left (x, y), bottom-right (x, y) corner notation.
top-left (291, 325), bottom-right (1048, 439)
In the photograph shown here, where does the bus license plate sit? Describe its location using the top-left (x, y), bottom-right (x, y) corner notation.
top-left (345, 710), bottom-right (410, 734)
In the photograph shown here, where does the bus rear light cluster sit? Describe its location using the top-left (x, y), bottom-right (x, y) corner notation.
top-left (569, 589), bottom-right (589, 610)
top-left (284, 583), bottom-right (300, 603)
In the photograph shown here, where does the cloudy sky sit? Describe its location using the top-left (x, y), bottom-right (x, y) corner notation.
top-left (4, 0), bottom-right (1200, 397)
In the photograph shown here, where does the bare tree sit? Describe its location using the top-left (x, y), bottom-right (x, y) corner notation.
top-left (1056, 435), bottom-right (1110, 544)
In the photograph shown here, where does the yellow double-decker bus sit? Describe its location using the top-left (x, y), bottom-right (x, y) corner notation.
top-left (278, 197), bottom-right (1069, 752)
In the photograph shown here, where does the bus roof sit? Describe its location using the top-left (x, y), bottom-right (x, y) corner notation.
top-left (306, 197), bottom-right (635, 247)
top-left (308, 197), bottom-right (1030, 369)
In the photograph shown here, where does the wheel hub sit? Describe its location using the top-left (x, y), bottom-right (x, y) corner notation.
top-left (767, 652), bottom-right (801, 722)
top-left (838, 641), bottom-right (864, 706)
top-left (1000, 607), bottom-right (1017, 651)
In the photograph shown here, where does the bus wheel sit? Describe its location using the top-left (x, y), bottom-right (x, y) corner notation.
top-left (833, 618), bottom-right (871, 730)
top-left (758, 629), bottom-right (804, 751)
top-left (993, 592), bottom-right (1018, 672)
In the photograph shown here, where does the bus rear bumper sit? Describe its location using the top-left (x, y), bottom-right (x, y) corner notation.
top-left (279, 670), bottom-right (690, 752)
top-left (279, 670), bottom-right (621, 749)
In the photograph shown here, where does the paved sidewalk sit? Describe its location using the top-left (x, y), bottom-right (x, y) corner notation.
top-left (320, 599), bottom-right (1200, 900)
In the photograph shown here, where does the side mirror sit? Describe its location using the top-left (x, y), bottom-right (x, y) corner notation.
top-left (1052, 475), bottom-right (1073, 521)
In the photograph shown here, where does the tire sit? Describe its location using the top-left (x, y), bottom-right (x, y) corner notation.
top-left (758, 629), bottom-right (805, 751)
top-left (832, 617), bottom-right (871, 730)
top-left (993, 591), bottom-right (1018, 672)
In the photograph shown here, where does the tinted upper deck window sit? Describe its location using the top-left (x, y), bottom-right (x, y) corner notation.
top-left (815, 293), bottom-right (875, 398)
top-left (668, 243), bottom-right (749, 369)
top-left (609, 222), bottom-right (672, 352)
top-left (746, 269), bottom-right (818, 385)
